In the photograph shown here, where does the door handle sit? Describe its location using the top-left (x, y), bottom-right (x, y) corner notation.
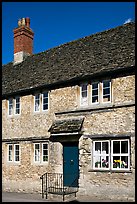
top-left (70, 160), bottom-right (74, 164)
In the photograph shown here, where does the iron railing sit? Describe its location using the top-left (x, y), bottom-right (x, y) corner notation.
top-left (40, 172), bottom-right (79, 201)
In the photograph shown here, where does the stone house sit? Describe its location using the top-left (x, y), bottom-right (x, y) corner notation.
top-left (2, 18), bottom-right (135, 201)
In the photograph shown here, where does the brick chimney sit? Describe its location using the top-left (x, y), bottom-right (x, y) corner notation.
top-left (13, 17), bottom-right (34, 65)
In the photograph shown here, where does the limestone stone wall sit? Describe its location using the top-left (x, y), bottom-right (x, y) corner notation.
top-left (2, 141), bottom-right (63, 193)
top-left (2, 74), bottom-right (135, 200)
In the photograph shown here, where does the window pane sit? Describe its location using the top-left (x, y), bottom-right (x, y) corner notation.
top-left (102, 142), bottom-right (109, 154)
top-left (92, 83), bottom-right (98, 89)
top-left (92, 96), bottom-right (98, 103)
top-left (15, 145), bottom-right (19, 161)
top-left (102, 156), bottom-right (109, 168)
top-left (43, 104), bottom-right (48, 110)
top-left (113, 156), bottom-right (120, 168)
top-left (92, 89), bottom-right (98, 96)
top-left (113, 141), bottom-right (120, 153)
top-left (8, 145), bottom-right (13, 161)
top-left (35, 144), bottom-right (40, 162)
top-left (121, 156), bottom-right (128, 169)
top-left (9, 99), bottom-right (13, 115)
top-left (43, 92), bottom-right (48, 98)
top-left (35, 94), bottom-right (40, 111)
top-left (95, 142), bottom-right (101, 152)
top-left (103, 80), bottom-right (111, 102)
top-left (43, 143), bottom-right (48, 162)
top-left (82, 84), bottom-right (87, 91)
top-left (82, 90), bottom-right (87, 98)
top-left (103, 88), bottom-right (110, 95)
top-left (95, 156), bottom-right (101, 168)
top-left (103, 80), bottom-right (110, 88)
top-left (121, 141), bottom-right (128, 153)
top-left (43, 92), bottom-right (48, 110)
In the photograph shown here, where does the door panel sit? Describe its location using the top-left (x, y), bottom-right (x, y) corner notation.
top-left (63, 142), bottom-right (79, 187)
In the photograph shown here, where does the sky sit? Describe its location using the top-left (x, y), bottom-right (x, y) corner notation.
top-left (2, 2), bottom-right (135, 65)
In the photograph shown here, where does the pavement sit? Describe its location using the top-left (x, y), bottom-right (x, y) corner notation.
top-left (2, 191), bottom-right (135, 202)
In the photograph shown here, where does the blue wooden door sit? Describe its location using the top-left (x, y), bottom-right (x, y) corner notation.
top-left (63, 142), bottom-right (79, 187)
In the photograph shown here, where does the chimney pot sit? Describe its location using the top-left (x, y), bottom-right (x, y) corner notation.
top-left (26, 17), bottom-right (30, 27)
top-left (18, 19), bottom-right (22, 27)
top-left (21, 18), bottom-right (26, 26)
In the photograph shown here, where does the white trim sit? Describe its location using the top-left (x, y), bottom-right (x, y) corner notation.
top-left (8, 98), bottom-right (13, 116)
top-left (102, 80), bottom-right (111, 103)
top-left (92, 139), bottom-right (130, 171)
top-left (14, 96), bottom-right (21, 115)
top-left (93, 140), bottom-right (110, 170)
top-left (34, 143), bottom-right (40, 162)
top-left (91, 82), bottom-right (99, 105)
top-left (42, 91), bottom-right (49, 111)
top-left (80, 83), bottom-right (88, 107)
top-left (111, 139), bottom-right (130, 170)
top-left (42, 143), bottom-right (49, 163)
top-left (34, 94), bottom-right (40, 112)
top-left (14, 144), bottom-right (20, 163)
top-left (7, 144), bottom-right (13, 162)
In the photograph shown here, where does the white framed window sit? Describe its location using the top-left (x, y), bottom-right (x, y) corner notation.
top-left (8, 98), bottom-right (13, 115)
top-left (15, 97), bottom-right (20, 115)
top-left (14, 144), bottom-right (20, 162)
top-left (42, 92), bottom-right (48, 111)
top-left (111, 139), bottom-right (130, 170)
top-left (7, 144), bottom-right (20, 163)
top-left (34, 142), bottom-right (49, 163)
top-left (42, 143), bottom-right (48, 162)
top-left (34, 94), bottom-right (40, 112)
top-left (34, 143), bottom-right (40, 162)
top-left (93, 140), bottom-right (110, 169)
top-left (93, 139), bottom-right (130, 171)
top-left (8, 144), bottom-right (13, 162)
top-left (102, 80), bottom-right (111, 103)
top-left (80, 83), bottom-right (88, 106)
top-left (91, 82), bottom-right (99, 104)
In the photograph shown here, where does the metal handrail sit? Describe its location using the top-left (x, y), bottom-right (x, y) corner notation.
top-left (40, 172), bottom-right (79, 201)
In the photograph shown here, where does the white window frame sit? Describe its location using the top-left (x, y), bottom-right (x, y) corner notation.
top-left (34, 94), bottom-right (40, 112)
top-left (91, 82), bottom-right (99, 104)
top-left (93, 139), bottom-right (130, 171)
top-left (8, 144), bottom-right (13, 162)
top-left (7, 144), bottom-right (20, 163)
top-left (34, 143), bottom-right (40, 162)
top-left (42, 92), bottom-right (49, 111)
top-left (14, 144), bottom-right (20, 162)
top-left (15, 96), bottom-right (21, 115)
top-left (42, 143), bottom-right (49, 162)
top-left (93, 140), bottom-right (110, 170)
top-left (111, 139), bottom-right (130, 170)
top-left (80, 83), bottom-right (88, 106)
top-left (102, 80), bottom-right (111, 103)
top-left (8, 98), bottom-right (13, 116)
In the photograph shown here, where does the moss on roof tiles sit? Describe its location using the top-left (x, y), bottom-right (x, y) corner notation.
top-left (2, 22), bottom-right (135, 96)
top-left (49, 118), bottom-right (84, 133)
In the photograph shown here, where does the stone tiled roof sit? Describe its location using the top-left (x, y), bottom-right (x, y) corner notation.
top-left (2, 22), bottom-right (135, 97)
top-left (49, 118), bottom-right (84, 133)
